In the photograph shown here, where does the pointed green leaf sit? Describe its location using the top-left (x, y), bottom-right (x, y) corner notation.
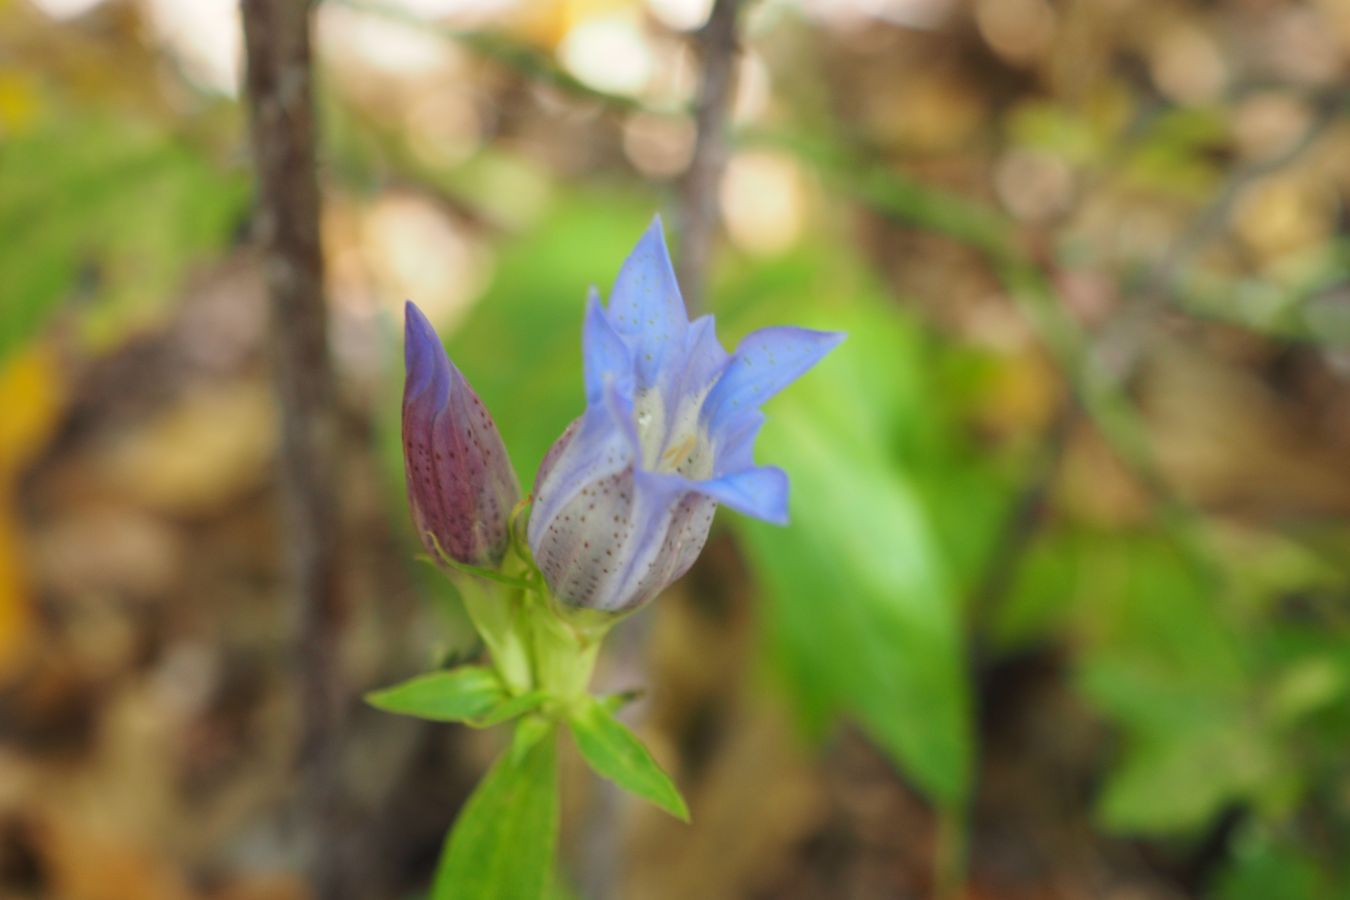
top-left (567, 698), bottom-right (689, 822)
top-left (433, 722), bottom-right (559, 900)
top-left (366, 666), bottom-right (505, 722)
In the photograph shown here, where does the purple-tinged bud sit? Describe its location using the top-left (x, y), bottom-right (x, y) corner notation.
top-left (403, 301), bottom-right (519, 568)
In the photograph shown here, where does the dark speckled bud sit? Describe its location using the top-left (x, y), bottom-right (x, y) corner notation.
top-left (402, 301), bottom-right (519, 567)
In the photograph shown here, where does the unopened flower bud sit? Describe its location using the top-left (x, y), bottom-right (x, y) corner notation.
top-left (403, 301), bottom-right (519, 568)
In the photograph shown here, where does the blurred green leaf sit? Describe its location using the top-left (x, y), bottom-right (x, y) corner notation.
top-left (989, 526), bottom-right (1088, 652)
top-left (567, 696), bottom-right (689, 822)
top-left (1070, 536), bottom-right (1269, 833)
top-left (1121, 106), bottom-right (1227, 198)
top-left (1216, 827), bottom-right (1339, 900)
top-left (1001, 524), bottom-right (1350, 845)
top-left (724, 245), bottom-right (972, 809)
top-left (0, 112), bottom-right (247, 362)
top-left (1096, 719), bottom-right (1273, 834)
top-left (1007, 100), bottom-right (1104, 163)
top-left (433, 720), bottom-right (559, 900)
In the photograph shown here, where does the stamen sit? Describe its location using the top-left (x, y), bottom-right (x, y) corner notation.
top-left (661, 433), bottom-right (697, 469)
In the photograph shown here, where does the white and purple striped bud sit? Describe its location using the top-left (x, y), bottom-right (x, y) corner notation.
top-left (529, 416), bottom-right (718, 614)
top-left (402, 301), bottom-right (519, 568)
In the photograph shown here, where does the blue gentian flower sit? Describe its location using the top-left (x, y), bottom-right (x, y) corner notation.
top-left (403, 301), bottom-right (520, 567)
top-left (528, 217), bottom-right (844, 613)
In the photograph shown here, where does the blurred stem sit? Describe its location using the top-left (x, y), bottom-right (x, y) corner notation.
top-left (676, 0), bottom-right (743, 314)
top-left (934, 804), bottom-right (969, 900)
top-left (967, 406), bottom-right (1075, 666)
top-left (241, 1), bottom-right (350, 897)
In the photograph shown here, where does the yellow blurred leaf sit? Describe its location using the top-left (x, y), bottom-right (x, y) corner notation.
top-left (0, 484), bottom-right (34, 682)
top-left (508, 0), bottom-right (635, 48)
top-left (864, 73), bottom-right (986, 154)
top-left (975, 349), bottom-right (1062, 438)
top-left (0, 344), bottom-right (65, 474)
top-left (1234, 173), bottom-right (1337, 262)
top-left (0, 345), bottom-right (66, 682)
top-left (0, 69), bottom-right (40, 135)
top-left (42, 813), bottom-right (195, 900)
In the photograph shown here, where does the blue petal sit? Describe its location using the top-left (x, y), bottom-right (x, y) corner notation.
top-left (711, 409), bottom-right (765, 475)
top-left (606, 216), bottom-right (687, 389)
top-left (583, 290), bottom-right (635, 407)
top-left (703, 327), bottom-right (845, 433)
top-left (693, 466), bottom-right (789, 525)
top-left (669, 314), bottom-right (728, 401)
top-left (647, 314), bottom-right (729, 461)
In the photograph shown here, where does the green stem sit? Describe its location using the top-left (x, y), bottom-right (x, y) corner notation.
top-left (460, 578), bottom-right (533, 695)
top-left (529, 607), bottom-right (602, 705)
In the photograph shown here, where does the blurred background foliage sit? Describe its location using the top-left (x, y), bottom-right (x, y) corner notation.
top-left (2, 0), bottom-right (1350, 897)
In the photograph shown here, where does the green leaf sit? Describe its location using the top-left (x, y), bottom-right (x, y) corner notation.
top-left (567, 697), bottom-right (689, 822)
top-left (1095, 722), bottom-right (1272, 834)
top-left (365, 666), bottom-right (505, 722)
top-left (433, 721), bottom-right (559, 900)
top-left (0, 113), bottom-right (246, 363)
top-left (1068, 535), bottom-right (1273, 835)
top-left (1215, 826), bottom-right (1337, 900)
top-left (724, 250), bottom-right (973, 809)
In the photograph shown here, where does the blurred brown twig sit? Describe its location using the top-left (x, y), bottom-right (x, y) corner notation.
top-left (240, 2), bottom-right (350, 897)
top-left (676, 0), bottom-right (743, 315)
